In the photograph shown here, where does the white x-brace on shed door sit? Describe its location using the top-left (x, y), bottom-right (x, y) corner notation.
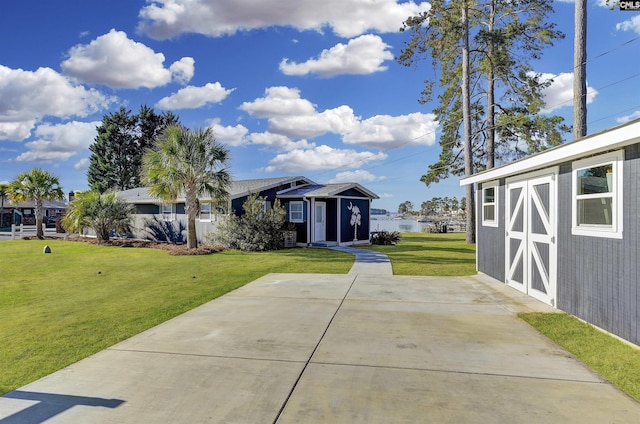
top-left (505, 170), bottom-right (557, 306)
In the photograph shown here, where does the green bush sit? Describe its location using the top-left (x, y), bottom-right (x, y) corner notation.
top-left (371, 230), bottom-right (401, 245)
top-left (207, 193), bottom-right (287, 251)
top-left (143, 215), bottom-right (186, 244)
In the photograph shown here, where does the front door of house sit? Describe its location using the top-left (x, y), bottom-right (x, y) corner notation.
top-left (505, 171), bottom-right (557, 306)
top-left (314, 202), bottom-right (326, 242)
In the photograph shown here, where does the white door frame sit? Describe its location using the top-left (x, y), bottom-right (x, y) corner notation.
top-left (314, 201), bottom-right (326, 242)
top-left (505, 168), bottom-right (558, 306)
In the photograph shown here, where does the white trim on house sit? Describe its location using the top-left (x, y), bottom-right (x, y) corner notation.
top-left (571, 150), bottom-right (624, 239)
top-left (504, 167), bottom-right (558, 307)
top-left (161, 203), bottom-right (174, 221)
top-left (481, 180), bottom-right (499, 227)
top-left (460, 119), bottom-right (640, 186)
top-left (199, 201), bottom-right (212, 222)
top-left (288, 201), bottom-right (304, 223)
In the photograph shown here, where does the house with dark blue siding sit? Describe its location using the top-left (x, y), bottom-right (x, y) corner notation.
top-left (118, 176), bottom-right (378, 247)
top-left (461, 118), bottom-right (640, 345)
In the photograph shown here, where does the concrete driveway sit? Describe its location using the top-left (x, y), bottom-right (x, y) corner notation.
top-left (2, 272), bottom-right (640, 423)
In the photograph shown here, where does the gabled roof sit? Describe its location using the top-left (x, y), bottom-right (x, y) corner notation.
top-left (118, 176), bottom-right (315, 203)
top-left (278, 182), bottom-right (379, 199)
top-left (118, 177), bottom-right (379, 203)
top-left (230, 176), bottom-right (314, 198)
top-left (460, 118), bottom-right (640, 186)
top-left (117, 187), bottom-right (157, 203)
top-left (2, 200), bottom-right (67, 209)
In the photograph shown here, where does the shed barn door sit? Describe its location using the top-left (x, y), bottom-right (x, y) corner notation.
top-left (505, 173), bottom-right (557, 306)
top-left (506, 181), bottom-right (527, 294)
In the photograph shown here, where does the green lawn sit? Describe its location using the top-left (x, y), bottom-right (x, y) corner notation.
top-left (7, 233), bottom-right (638, 405)
top-left (0, 239), bottom-right (353, 395)
top-left (520, 312), bottom-right (640, 403)
top-left (362, 232), bottom-right (476, 276)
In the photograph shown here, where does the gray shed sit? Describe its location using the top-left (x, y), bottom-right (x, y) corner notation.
top-left (461, 118), bottom-right (640, 345)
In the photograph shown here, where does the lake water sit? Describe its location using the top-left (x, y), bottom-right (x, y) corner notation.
top-left (370, 218), bottom-right (432, 233)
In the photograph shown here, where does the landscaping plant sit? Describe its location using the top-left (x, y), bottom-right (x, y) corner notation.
top-left (208, 193), bottom-right (287, 251)
top-left (371, 230), bottom-right (401, 245)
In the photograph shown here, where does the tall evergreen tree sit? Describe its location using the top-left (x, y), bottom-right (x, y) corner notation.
top-left (87, 106), bottom-right (180, 193)
top-left (399, 0), bottom-right (567, 243)
top-left (401, 0), bottom-right (567, 179)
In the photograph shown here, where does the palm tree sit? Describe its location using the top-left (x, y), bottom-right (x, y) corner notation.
top-left (0, 183), bottom-right (8, 229)
top-left (142, 125), bottom-right (231, 249)
top-left (62, 191), bottom-right (134, 243)
top-left (8, 168), bottom-right (64, 239)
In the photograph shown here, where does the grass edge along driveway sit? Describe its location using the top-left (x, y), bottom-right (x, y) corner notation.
top-left (0, 239), bottom-right (353, 395)
top-left (520, 312), bottom-right (640, 403)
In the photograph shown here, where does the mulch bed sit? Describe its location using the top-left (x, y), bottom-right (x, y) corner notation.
top-left (22, 235), bottom-right (224, 256)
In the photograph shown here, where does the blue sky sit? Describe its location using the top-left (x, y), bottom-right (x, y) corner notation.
top-left (0, 0), bottom-right (638, 212)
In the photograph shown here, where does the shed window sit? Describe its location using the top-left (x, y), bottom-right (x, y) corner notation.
top-left (482, 182), bottom-right (498, 227)
top-left (289, 201), bottom-right (304, 223)
top-left (572, 150), bottom-right (623, 239)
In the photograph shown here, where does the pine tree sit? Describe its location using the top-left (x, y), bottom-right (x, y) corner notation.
top-left (87, 106), bottom-right (180, 193)
top-left (399, 0), bottom-right (568, 243)
top-left (400, 0), bottom-right (567, 180)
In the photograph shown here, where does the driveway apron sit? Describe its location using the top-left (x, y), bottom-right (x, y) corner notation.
top-left (2, 258), bottom-right (640, 422)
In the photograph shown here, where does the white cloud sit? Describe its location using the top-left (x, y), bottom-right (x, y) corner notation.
top-left (537, 72), bottom-right (598, 113)
top-left (156, 82), bottom-right (235, 110)
top-left (169, 57), bottom-right (196, 84)
top-left (0, 121), bottom-right (36, 141)
top-left (240, 86), bottom-right (437, 149)
top-left (264, 145), bottom-right (387, 173)
top-left (0, 65), bottom-right (112, 141)
top-left (270, 106), bottom-right (360, 139)
top-left (138, 0), bottom-right (431, 39)
top-left (616, 15), bottom-right (640, 34)
top-left (616, 110), bottom-right (640, 124)
top-left (280, 34), bottom-right (393, 78)
top-left (61, 29), bottom-right (194, 88)
top-left (248, 132), bottom-right (316, 151)
top-left (343, 113), bottom-right (438, 149)
top-left (209, 119), bottom-right (249, 146)
top-left (329, 170), bottom-right (386, 183)
top-left (15, 121), bottom-right (99, 163)
top-left (240, 86), bottom-right (317, 118)
top-left (240, 87), bottom-right (358, 138)
top-left (74, 157), bottom-right (90, 170)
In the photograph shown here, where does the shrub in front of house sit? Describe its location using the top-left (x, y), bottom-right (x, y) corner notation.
top-left (144, 215), bottom-right (187, 244)
top-left (371, 230), bottom-right (401, 245)
top-left (206, 193), bottom-right (287, 251)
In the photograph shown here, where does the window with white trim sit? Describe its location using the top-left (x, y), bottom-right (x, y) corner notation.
top-left (572, 150), bottom-right (623, 239)
top-left (161, 203), bottom-right (173, 221)
top-left (199, 202), bottom-right (212, 221)
top-left (289, 201), bottom-right (304, 223)
top-left (482, 181), bottom-right (498, 227)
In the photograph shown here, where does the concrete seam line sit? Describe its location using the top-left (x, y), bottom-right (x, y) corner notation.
top-left (271, 274), bottom-right (359, 424)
